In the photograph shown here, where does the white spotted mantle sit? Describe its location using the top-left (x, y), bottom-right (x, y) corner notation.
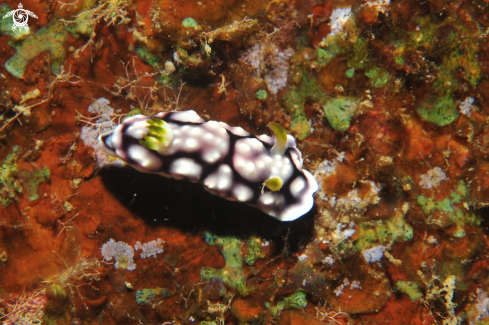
top-left (98, 110), bottom-right (318, 221)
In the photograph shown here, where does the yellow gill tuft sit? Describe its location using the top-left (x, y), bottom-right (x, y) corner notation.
top-left (139, 118), bottom-right (174, 154)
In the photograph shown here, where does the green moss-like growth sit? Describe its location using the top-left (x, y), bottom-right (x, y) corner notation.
top-left (5, 18), bottom-right (68, 79)
top-left (283, 74), bottom-right (325, 140)
top-left (317, 23), bottom-right (369, 73)
top-left (346, 35), bottom-right (369, 71)
top-left (440, 261), bottom-right (469, 291)
top-left (431, 25), bottom-right (481, 95)
top-left (365, 67), bottom-right (390, 88)
top-left (265, 290), bottom-right (307, 316)
top-left (135, 45), bottom-right (162, 70)
top-left (0, 146), bottom-right (22, 206)
top-left (417, 181), bottom-right (480, 237)
top-left (394, 281), bottom-right (423, 303)
top-left (132, 45), bottom-right (175, 85)
top-left (243, 237), bottom-right (265, 266)
top-left (182, 17), bottom-right (199, 28)
top-left (0, 147), bottom-right (51, 206)
top-left (317, 44), bottom-right (342, 67)
top-left (353, 213), bottom-right (413, 253)
top-left (322, 97), bottom-right (358, 132)
top-left (417, 95), bottom-right (459, 127)
top-left (290, 116), bottom-right (311, 141)
top-left (136, 288), bottom-right (173, 305)
top-left (201, 233), bottom-right (254, 296)
top-left (255, 89), bottom-right (267, 101)
top-left (317, 30), bottom-right (369, 70)
top-left (395, 16), bottom-right (481, 97)
top-left (282, 289), bottom-right (307, 309)
top-left (20, 166), bottom-right (50, 201)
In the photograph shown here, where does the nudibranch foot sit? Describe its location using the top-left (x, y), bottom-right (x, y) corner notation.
top-left (98, 110), bottom-right (318, 221)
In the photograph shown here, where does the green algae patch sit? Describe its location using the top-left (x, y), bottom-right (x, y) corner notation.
top-left (131, 45), bottom-right (175, 85)
top-left (0, 146), bottom-right (51, 206)
top-left (398, 16), bottom-right (481, 97)
top-left (365, 67), bottom-right (389, 88)
top-left (136, 287), bottom-right (173, 305)
top-left (347, 36), bottom-right (369, 70)
top-left (0, 146), bottom-right (22, 206)
top-left (182, 17), bottom-right (199, 28)
top-left (20, 166), bottom-right (50, 201)
top-left (282, 289), bottom-right (307, 309)
top-left (134, 45), bottom-right (162, 70)
top-left (290, 116), bottom-right (311, 141)
top-left (317, 24), bottom-right (369, 72)
top-left (265, 290), bottom-right (307, 317)
top-left (431, 26), bottom-right (482, 95)
top-left (417, 95), bottom-right (459, 127)
top-left (255, 89), bottom-right (267, 101)
top-left (243, 237), bottom-right (265, 266)
top-left (201, 233), bottom-right (254, 296)
top-left (322, 97), bottom-right (358, 132)
top-left (352, 212), bottom-right (413, 254)
top-left (394, 281), bottom-right (423, 303)
top-left (317, 44), bottom-right (342, 67)
top-left (440, 261), bottom-right (469, 291)
top-left (0, 3), bottom-right (31, 41)
top-left (282, 74), bottom-right (325, 140)
top-left (5, 18), bottom-right (68, 79)
top-left (417, 181), bottom-right (480, 237)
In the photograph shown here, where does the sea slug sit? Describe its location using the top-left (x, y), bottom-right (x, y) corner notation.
top-left (98, 110), bottom-right (318, 221)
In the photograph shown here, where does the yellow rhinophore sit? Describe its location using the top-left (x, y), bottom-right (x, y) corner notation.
top-left (269, 122), bottom-right (287, 155)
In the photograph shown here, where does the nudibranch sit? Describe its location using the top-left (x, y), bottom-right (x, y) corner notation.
top-left (98, 110), bottom-right (318, 221)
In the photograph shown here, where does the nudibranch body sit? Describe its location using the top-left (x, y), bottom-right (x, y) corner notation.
top-left (98, 110), bottom-right (318, 221)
